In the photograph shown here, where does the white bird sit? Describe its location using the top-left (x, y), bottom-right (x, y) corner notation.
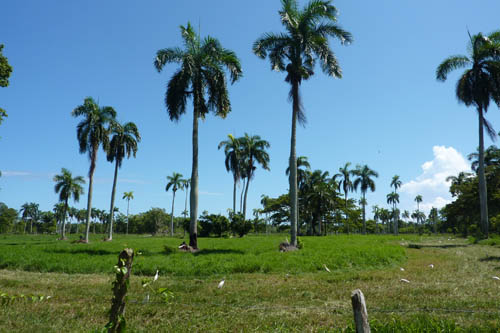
top-left (428, 264), bottom-right (434, 269)
top-left (400, 278), bottom-right (410, 283)
top-left (218, 279), bottom-right (225, 289)
top-left (323, 264), bottom-right (331, 273)
top-left (153, 270), bottom-right (159, 282)
top-left (493, 276), bottom-right (500, 281)
top-left (400, 267), bottom-right (405, 271)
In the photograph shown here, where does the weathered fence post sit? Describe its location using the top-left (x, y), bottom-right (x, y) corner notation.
top-left (351, 289), bottom-right (370, 333)
top-left (108, 248), bottom-right (134, 333)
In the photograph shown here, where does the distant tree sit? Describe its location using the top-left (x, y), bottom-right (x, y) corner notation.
top-left (0, 202), bottom-right (17, 233)
top-left (254, 0), bottom-right (351, 246)
top-left (429, 207), bottom-right (439, 233)
top-left (414, 194), bottom-right (423, 224)
top-left (0, 44), bottom-right (13, 126)
top-left (437, 30), bottom-right (500, 238)
top-left (122, 191), bottom-right (134, 235)
top-left (446, 172), bottom-right (474, 197)
top-left (335, 162), bottom-right (354, 233)
top-left (468, 145), bottom-right (500, 173)
top-left (154, 22), bottom-right (242, 249)
top-left (72, 97), bottom-right (116, 242)
top-left (53, 168), bottom-right (85, 239)
top-left (181, 178), bottom-right (190, 219)
top-left (239, 134), bottom-right (270, 219)
top-left (386, 192), bottom-right (400, 234)
top-left (106, 121), bottom-right (141, 241)
top-left (352, 164), bottom-right (378, 234)
top-left (218, 134), bottom-right (242, 214)
top-left (166, 172), bottom-right (184, 236)
top-left (19, 202), bottom-right (39, 234)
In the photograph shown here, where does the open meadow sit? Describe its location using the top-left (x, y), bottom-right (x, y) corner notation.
top-left (1, 234), bottom-right (500, 332)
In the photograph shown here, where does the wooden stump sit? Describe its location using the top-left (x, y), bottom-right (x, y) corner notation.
top-left (108, 248), bottom-right (134, 333)
top-left (351, 289), bottom-right (370, 333)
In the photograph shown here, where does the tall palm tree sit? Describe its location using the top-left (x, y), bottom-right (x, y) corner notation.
top-left (352, 164), bottom-right (378, 234)
top-left (20, 202), bottom-right (39, 234)
top-left (386, 191), bottom-right (400, 235)
top-left (155, 22), bottom-right (242, 249)
top-left (239, 133), bottom-right (270, 219)
top-left (334, 162), bottom-right (354, 233)
top-left (436, 30), bottom-right (500, 238)
top-left (53, 168), bottom-right (85, 239)
top-left (166, 172), bottom-right (184, 237)
top-left (122, 191), bottom-right (134, 235)
top-left (106, 121), bottom-right (141, 241)
top-left (286, 156), bottom-right (311, 189)
top-left (253, 0), bottom-right (351, 246)
top-left (218, 134), bottom-right (242, 214)
top-left (181, 178), bottom-right (190, 219)
top-left (72, 97), bottom-right (116, 243)
top-left (390, 175), bottom-right (402, 234)
top-left (414, 195), bottom-right (423, 223)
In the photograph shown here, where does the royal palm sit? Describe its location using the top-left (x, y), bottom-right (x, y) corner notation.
top-left (105, 121), bottom-right (140, 240)
top-left (390, 175), bottom-right (402, 234)
top-left (254, 0), bottom-right (351, 246)
top-left (154, 23), bottom-right (242, 248)
top-left (166, 172), bottom-right (184, 237)
top-left (436, 31), bottom-right (500, 238)
top-left (335, 162), bottom-right (354, 233)
top-left (53, 168), bottom-right (85, 239)
top-left (72, 97), bottom-right (116, 242)
top-left (122, 191), bottom-right (134, 235)
top-left (218, 134), bottom-right (242, 214)
top-left (352, 164), bottom-right (378, 234)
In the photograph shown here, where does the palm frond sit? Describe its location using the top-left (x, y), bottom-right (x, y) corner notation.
top-left (154, 48), bottom-right (185, 72)
top-left (166, 67), bottom-right (191, 121)
top-left (436, 55), bottom-right (470, 81)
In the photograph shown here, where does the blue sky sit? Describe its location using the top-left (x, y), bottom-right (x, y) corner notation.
top-left (1, 0), bottom-right (500, 219)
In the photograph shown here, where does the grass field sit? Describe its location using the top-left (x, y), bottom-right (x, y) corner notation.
top-left (1, 234), bottom-right (500, 332)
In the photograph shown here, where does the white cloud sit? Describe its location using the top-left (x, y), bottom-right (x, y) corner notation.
top-left (199, 191), bottom-right (224, 196)
top-left (400, 146), bottom-right (470, 214)
top-left (1, 170), bottom-right (34, 177)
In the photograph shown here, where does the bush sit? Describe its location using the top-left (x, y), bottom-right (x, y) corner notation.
top-left (199, 213), bottom-right (229, 237)
top-left (230, 213), bottom-right (252, 237)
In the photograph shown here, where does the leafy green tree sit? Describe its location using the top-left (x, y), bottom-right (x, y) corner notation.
top-left (253, 0), bottom-right (351, 246)
top-left (166, 172), bottom-right (184, 236)
top-left (304, 170), bottom-right (336, 235)
top-left (352, 164), bottom-right (378, 234)
top-left (72, 97), bottom-right (116, 242)
top-left (218, 134), bottom-right (242, 214)
top-left (468, 145), bottom-right (500, 173)
top-left (239, 133), bottom-right (270, 219)
top-left (106, 121), bottom-right (141, 240)
top-left (436, 30), bottom-right (500, 238)
top-left (446, 172), bottom-right (474, 197)
top-left (0, 202), bottom-right (17, 233)
top-left (19, 202), bottom-right (39, 234)
top-left (0, 44), bottom-right (13, 125)
top-left (53, 168), bottom-right (85, 239)
top-left (155, 22), bottom-right (242, 249)
top-left (429, 207), bottom-right (439, 233)
top-left (122, 191), bottom-right (134, 235)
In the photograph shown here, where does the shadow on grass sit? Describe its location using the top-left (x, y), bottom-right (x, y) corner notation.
top-left (44, 248), bottom-right (118, 256)
top-left (479, 256), bottom-right (500, 262)
top-left (193, 249), bottom-right (245, 256)
top-left (408, 244), bottom-right (469, 249)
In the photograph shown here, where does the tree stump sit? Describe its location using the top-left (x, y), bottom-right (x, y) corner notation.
top-left (108, 248), bottom-right (134, 333)
top-left (351, 289), bottom-right (370, 333)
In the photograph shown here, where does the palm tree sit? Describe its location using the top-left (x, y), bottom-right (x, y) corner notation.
top-left (446, 172), bottom-right (473, 197)
top-left (181, 178), bottom-right (190, 219)
top-left (53, 168), bottom-right (85, 239)
top-left (239, 134), bottom-right (270, 219)
top-left (154, 23), bottom-right (242, 249)
top-left (218, 134), bottom-right (242, 214)
top-left (72, 97), bottom-right (116, 243)
top-left (436, 31), bottom-right (500, 238)
top-left (390, 175), bottom-right (402, 234)
top-left (166, 172), bottom-right (184, 237)
top-left (334, 162), bottom-right (354, 233)
top-left (286, 156), bottom-right (311, 189)
top-left (106, 121), bottom-right (141, 241)
top-left (467, 145), bottom-right (500, 173)
top-left (414, 195), bottom-right (423, 224)
top-left (20, 202), bottom-right (39, 234)
top-left (386, 192), bottom-right (400, 235)
top-left (122, 191), bottom-right (134, 235)
top-left (352, 164), bottom-right (378, 234)
top-left (253, 0), bottom-right (352, 246)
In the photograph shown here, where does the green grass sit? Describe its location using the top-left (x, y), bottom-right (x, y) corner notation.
top-left (0, 234), bottom-right (407, 276)
top-left (1, 234), bottom-right (500, 331)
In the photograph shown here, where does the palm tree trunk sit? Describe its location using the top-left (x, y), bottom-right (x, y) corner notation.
top-left (85, 147), bottom-right (98, 243)
top-left (393, 202), bottom-right (398, 235)
top-left (289, 80), bottom-right (299, 247)
top-left (240, 178), bottom-right (246, 213)
top-left (107, 160), bottom-right (119, 241)
top-left (232, 177), bottom-right (237, 214)
top-left (170, 190), bottom-right (176, 237)
top-left (362, 192), bottom-right (366, 235)
top-left (243, 176), bottom-right (251, 220)
top-left (345, 193), bottom-right (349, 234)
top-left (478, 107), bottom-right (489, 238)
top-left (189, 109), bottom-right (199, 249)
top-left (126, 199), bottom-right (129, 235)
top-left (61, 200), bottom-right (68, 239)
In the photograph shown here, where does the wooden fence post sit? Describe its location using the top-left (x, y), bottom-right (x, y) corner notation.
top-left (351, 289), bottom-right (370, 333)
top-left (108, 248), bottom-right (134, 333)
